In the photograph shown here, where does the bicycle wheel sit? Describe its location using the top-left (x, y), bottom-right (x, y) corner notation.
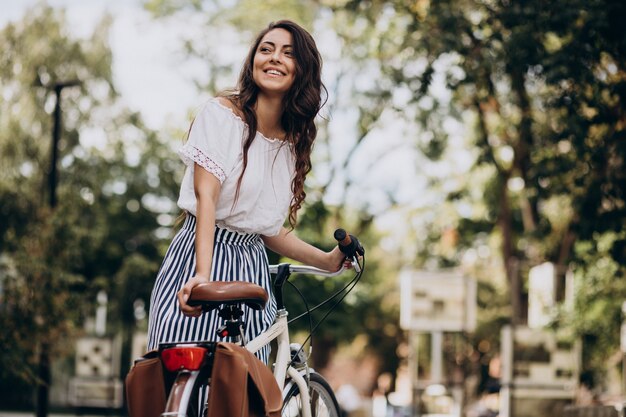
top-left (282, 372), bottom-right (341, 417)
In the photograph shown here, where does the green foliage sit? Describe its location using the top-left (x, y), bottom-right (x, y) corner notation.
top-left (144, 0), bottom-right (318, 29)
top-left (563, 233), bottom-right (626, 382)
top-left (324, 0), bottom-right (626, 389)
top-left (0, 4), bottom-right (182, 406)
top-left (421, 0), bottom-right (625, 387)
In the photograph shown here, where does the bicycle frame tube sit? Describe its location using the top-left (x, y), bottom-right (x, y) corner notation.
top-left (245, 310), bottom-right (290, 391)
top-left (245, 310), bottom-right (313, 417)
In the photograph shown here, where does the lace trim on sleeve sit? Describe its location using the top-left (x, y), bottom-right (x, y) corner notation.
top-left (180, 145), bottom-right (226, 183)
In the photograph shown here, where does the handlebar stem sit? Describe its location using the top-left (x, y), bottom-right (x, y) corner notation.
top-left (272, 263), bottom-right (292, 310)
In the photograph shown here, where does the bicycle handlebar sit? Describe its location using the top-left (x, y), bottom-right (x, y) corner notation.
top-left (268, 263), bottom-right (349, 276)
top-left (269, 229), bottom-right (364, 276)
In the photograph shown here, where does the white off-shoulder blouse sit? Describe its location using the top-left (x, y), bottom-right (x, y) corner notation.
top-left (177, 98), bottom-right (295, 236)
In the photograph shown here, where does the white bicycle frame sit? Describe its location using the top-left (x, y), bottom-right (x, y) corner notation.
top-left (244, 263), bottom-right (354, 417)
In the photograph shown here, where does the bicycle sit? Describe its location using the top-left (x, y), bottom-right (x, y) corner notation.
top-left (156, 228), bottom-right (365, 417)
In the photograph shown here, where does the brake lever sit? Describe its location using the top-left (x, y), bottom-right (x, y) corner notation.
top-left (349, 256), bottom-right (362, 273)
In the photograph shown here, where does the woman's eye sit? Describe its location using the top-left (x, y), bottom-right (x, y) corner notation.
top-left (284, 50), bottom-right (293, 57)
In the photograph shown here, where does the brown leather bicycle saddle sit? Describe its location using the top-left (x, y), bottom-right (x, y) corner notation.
top-left (188, 281), bottom-right (268, 311)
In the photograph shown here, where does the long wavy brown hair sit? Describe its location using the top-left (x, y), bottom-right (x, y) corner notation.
top-left (222, 20), bottom-right (326, 229)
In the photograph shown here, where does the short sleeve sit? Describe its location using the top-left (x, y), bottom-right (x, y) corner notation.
top-left (178, 100), bottom-right (242, 183)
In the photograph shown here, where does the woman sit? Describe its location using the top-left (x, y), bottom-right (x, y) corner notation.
top-left (146, 20), bottom-right (346, 364)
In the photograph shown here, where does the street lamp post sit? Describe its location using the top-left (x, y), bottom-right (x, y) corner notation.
top-left (36, 79), bottom-right (80, 417)
top-left (48, 80), bottom-right (80, 208)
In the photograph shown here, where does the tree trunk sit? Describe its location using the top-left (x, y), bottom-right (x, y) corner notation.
top-left (499, 181), bottom-right (525, 324)
top-left (554, 227), bottom-right (577, 302)
top-left (510, 66), bottom-right (537, 234)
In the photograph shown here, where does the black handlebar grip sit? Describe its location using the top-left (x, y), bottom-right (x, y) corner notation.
top-left (334, 229), bottom-right (350, 246)
top-left (334, 228), bottom-right (364, 257)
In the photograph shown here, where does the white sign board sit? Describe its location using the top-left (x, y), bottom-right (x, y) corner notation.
top-left (75, 337), bottom-right (114, 377)
top-left (528, 262), bottom-right (556, 329)
top-left (400, 269), bottom-right (476, 332)
top-left (501, 325), bottom-right (579, 400)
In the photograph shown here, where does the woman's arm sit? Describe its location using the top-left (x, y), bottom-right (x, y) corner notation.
top-left (177, 163), bottom-right (221, 317)
top-left (261, 227), bottom-right (346, 272)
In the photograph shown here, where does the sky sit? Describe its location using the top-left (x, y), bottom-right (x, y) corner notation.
top-left (2, 0), bottom-right (201, 129)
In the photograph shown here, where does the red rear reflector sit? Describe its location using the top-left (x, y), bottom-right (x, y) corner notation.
top-left (161, 347), bottom-right (207, 372)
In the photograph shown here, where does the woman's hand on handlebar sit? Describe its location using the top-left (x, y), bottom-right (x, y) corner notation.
top-left (177, 275), bottom-right (209, 317)
top-left (333, 228), bottom-right (364, 272)
top-left (325, 246), bottom-right (353, 272)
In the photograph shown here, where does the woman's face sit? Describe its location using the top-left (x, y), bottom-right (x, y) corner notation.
top-left (252, 28), bottom-right (296, 97)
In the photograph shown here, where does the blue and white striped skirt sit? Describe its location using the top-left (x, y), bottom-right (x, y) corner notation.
top-left (146, 213), bottom-right (276, 363)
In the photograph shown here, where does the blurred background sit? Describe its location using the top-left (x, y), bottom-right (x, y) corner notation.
top-left (1, 1), bottom-right (625, 416)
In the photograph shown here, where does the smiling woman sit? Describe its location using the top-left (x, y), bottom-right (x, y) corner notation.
top-left (143, 19), bottom-right (342, 416)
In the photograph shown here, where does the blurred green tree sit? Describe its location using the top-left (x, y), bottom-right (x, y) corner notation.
top-left (326, 0), bottom-right (626, 388)
top-left (0, 5), bottom-right (181, 412)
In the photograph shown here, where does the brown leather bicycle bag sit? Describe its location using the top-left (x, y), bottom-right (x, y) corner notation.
top-left (207, 342), bottom-right (282, 417)
top-left (125, 350), bottom-right (167, 417)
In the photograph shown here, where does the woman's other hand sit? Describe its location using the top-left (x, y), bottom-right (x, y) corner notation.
top-left (177, 275), bottom-right (210, 317)
top-left (326, 246), bottom-right (352, 272)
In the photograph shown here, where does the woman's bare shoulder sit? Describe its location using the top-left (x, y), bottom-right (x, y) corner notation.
top-left (215, 96), bottom-right (244, 119)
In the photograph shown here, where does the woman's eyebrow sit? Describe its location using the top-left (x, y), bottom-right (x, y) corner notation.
top-left (260, 40), bottom-right (293, 48)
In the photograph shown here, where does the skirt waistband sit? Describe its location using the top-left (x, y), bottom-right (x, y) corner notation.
top-left (181, 213), bottom-right (260, 245)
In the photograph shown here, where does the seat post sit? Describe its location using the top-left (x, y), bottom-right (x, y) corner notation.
top-left (216, 304), bottom-right (247, 345)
